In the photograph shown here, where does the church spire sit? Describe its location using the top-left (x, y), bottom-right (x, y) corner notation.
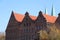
top-left (51, 5), bottom-right (54, 16)
top-left (45, 8), bottom-right (47, 14)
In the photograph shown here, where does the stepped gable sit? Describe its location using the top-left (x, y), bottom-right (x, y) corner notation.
top-left (14, 12), bottom-right (57, 23)
top-left (22, 12), bottom-right (33, 22)
top-left (35, 11), bottom-right (47, 26)
top-left (5, 11), bottom-right (20, 40)
top-left (5, 11), bottom-right (57, 40)
top-left (21, 12), bottom-right (34, 27)
top-left (36, 11), bottom-right (46, 21)
top-left (8, 11), bottom-right (17, 24)
top-left (35, 11), bottom-right (47, 31)
top-left (6, 11), bottom-right (20, 31)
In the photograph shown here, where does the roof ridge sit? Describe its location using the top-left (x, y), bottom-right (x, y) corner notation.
top-left (13, 12), bottom-right (57, 23)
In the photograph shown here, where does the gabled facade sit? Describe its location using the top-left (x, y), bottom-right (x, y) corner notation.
top-left (35, 11), bottom-right (47, 31)
top-left (5, 11), bottom-right (48, 40)
top-left (5, 11), bottom-right (20, 40)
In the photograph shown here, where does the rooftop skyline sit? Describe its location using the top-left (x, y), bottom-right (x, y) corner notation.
top-left (0, 0), bottom-right (60, 32)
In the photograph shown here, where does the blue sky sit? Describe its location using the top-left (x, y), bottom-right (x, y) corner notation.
top-left (0, 0), bottom-right (60, 32)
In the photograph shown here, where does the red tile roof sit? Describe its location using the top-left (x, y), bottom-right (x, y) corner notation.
top-left (43, 14), bottom-right (57, 23)
top-left (14, 12), bottom-right (57, 23)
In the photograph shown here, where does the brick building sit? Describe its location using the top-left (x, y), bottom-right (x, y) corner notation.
top-left (5, 11), bottom-right (57, 40)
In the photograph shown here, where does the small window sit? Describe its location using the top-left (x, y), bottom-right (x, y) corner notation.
top-left (24, 23), bottom-right (26, 26)
top-left (24, 23), bottom-right (31, 27)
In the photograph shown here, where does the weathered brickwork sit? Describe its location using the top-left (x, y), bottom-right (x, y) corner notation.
top-left (5, 11), bottom-right (60, 40)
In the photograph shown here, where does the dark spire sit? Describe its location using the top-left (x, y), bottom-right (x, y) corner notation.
top-left (51, 5), bottom-right (54, 16)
